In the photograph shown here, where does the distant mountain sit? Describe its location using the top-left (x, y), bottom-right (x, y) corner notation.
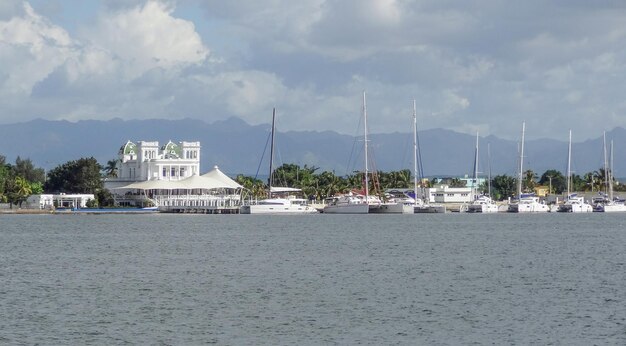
top-left (0, 118), bottom-right (624, 178)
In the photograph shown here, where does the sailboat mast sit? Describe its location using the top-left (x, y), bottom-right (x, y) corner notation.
top-left (472, 132), bottom-right (479, 201)
top-left (610, 139), bottom-right (614, 201)
top-left (603, 132), bottom-right (608, 197)
top-left (268, 108), bottom-right (276, 198)
top-left (487, 143), bottom-right (492, 198)
top-left (363, 91), bottom-right (370, 200)
top-left (413, 100), bottom-right (418, 205)
top-left (567, 130), bottom-right (572, 197)
top-left (517, 122), bottom-right (526, 197)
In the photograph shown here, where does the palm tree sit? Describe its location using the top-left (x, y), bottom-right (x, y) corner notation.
top-left (583, 172), bottom-right (598, 192)
top-left (104, 159), bottom-right (118, 178)
top-left (10, 176), bottom-right (32, 208)
top-left (523, 169), bottom-right (537, 193)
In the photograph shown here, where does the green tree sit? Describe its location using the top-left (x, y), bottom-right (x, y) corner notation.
top-left (492, 174), bottom-right (516, 200)
top-left (570, 174), bottom-right (585, 192)
top-left (316, 171), bottom-right (347, 199)
top-left (583, 172), bottom-right (596, 192)
top-left (522, 169), bottom-right (537, 193)
top-left (104, 159), bottom-right (119, 178)
top-left (13, 156), bottom-right (45, 184)
top-left (45, 157), bottom-right (103, 194)
top-left (235, 174), bottom-right (267, 199)
top-left (0, 155), bottom-right (8, 202)
top-left (30, 181), bottom-right (44, 195)
top-left (96, 189), bottom-right (115, 207)
top-left (538, 169), bottom-right (566, 194)
top-left (7, 176), bottom-right (32, 208)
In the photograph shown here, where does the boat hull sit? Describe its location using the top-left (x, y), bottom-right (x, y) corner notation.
top-left (467, 204), bottom-right (499, 213)
top-left (414, 205), bottom-right (446, 213)
top-left (507, 203), bottom-right (550, 213)
top-left (323, 203), bottom-right (369, 214)
top-left (369, 203), bottom-right (413, 214)
top-left (557, 204), bottom-right (593, 213)
top-left (594, 203), bottom-right (626, 212)
top-left (240, 204), bottom-right (318, 214)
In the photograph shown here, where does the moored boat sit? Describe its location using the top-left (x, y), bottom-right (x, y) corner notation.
top-left (507, 122), bottom-right (549, 213)
top-left (240, 109), bottom-right (318, 214)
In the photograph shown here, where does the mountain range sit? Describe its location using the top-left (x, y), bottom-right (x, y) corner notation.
top-left (0, 118), bottom-right (624, 179)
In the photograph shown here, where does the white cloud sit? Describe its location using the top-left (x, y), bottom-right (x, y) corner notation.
top-left (83, 1), bottom-right (208, 78)
top-left (2, 0), bottom-right (626, 141)
top-left (0, 3), bottom-right (75, 95)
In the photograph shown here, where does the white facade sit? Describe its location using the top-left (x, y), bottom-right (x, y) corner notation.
top-left (26, 194), bottom-right (54, 209)
top-left (26, 194), bottom-right (95, 209)
top-left (427, 185), bottom-right (473, 203)
top-left (105, 140), bottom-right (201, 190)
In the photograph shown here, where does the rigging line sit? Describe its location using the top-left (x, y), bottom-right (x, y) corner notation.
top-left (415, 124), bottom-right (425, 181)
top-left (345, 109), bottom-right (365, 177)
top-left (253, 127), bottom-right (272, 181)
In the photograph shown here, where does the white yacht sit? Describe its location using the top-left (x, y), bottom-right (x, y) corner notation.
top-left (465, 132), bottom-right (499, 213)
top-left (467, 195), bottom-right (500, 213)
top-left (558, 194), bottom-right (593, 213)
top-left (240, 109), bottom-right (318, 215)
top-left (507, 122), bottom-right (549, 213)
top-left (241, 187), bottom-right (318, 214)
top-left (557, 130), bottom-right (592, 213)
top-left (593, 134), bottom-right (626, 212)
top-left (508, 194), bottom-right (550, 213)
top-left (323, 193), bottom-right (379, 214)
top-left (323, 92), bottom-right (391, 214)
top-left (409, 100), bottom-right (446, 214)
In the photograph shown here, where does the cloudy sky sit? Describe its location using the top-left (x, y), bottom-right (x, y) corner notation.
top-left (1, 0), bottom-right (625, 140)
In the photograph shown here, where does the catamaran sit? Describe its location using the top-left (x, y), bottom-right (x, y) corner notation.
top-left (557, 130), bottom-right (592, 213)
top-left (466, 132), bottom-right (499, 213)
top-left (409, 100), bottom-right (446, 214)
top-left (323, 92), bottom-right (386, 214)
top-left (593, 133), bottom-right (626, 212)
top-left (240, 108), bottom-right (318, 214)
top-left (507, 122), bottom-right (549, 213)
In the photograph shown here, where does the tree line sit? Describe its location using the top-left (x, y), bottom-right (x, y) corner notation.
top-left (0, 155), bottom-right (113, 208)
top-left (1, 155), bottom-right (624, 208)
top-left (237, 163), bottom-right (626, 201)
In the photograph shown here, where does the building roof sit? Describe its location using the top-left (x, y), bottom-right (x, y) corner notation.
top-left (114, 165), bottom-right (242, 190)
top-left (201, 166), bottom-right (242, 189)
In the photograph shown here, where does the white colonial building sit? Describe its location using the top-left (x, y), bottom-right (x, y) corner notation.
top-left (106, 140), bottom-right (201, 189)
top-left (105, 140), bottom-right (243, 213)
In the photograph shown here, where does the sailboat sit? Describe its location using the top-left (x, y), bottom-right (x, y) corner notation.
top-left (323, 92), bottom-right (382, 214)
top-left (240, 108), bottom-right (318, 214)
top-left (410, 100), bottom-right (446, 214)
top-left (466, 132), bottom-right (499, 213)
top-left (593, 133), bottom-right (626, 212)
top-left (507, 122), bottom-right (549, 213)
top-left (557, 130), bottom-right (592, 212)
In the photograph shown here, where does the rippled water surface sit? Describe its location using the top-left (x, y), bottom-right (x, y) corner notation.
top-left (1, 213), bottom-right (625, 344)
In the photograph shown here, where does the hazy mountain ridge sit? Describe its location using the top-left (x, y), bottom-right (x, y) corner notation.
top-left (0, 118), bottom-right (624, 178)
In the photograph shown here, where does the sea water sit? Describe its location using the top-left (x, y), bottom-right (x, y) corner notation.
top-left (1, 213), bottom-right (625, 344)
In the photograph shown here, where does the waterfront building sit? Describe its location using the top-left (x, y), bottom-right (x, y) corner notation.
top-left (26, 194), bottom-right (95, 209)
top-left (106, 140), bottom-right (243, 213)
top-left (426, 185), bottom-right (472, 204)
top-left (105, 140), bottom-right (201, 190)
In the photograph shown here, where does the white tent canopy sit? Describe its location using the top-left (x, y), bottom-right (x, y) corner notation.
top-left (114, 165), bottom-right (242, 191)
top-left (115, 179), bottom-right (181, 190)
top-left (201, 165), bottom-right (243, 189)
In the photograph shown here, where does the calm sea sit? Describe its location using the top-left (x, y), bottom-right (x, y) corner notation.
top-left (1, 213), bottom-right (625, 345)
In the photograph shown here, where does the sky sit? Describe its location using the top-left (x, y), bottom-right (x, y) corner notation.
top-left (1, 0), bottom-right (626, 140)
